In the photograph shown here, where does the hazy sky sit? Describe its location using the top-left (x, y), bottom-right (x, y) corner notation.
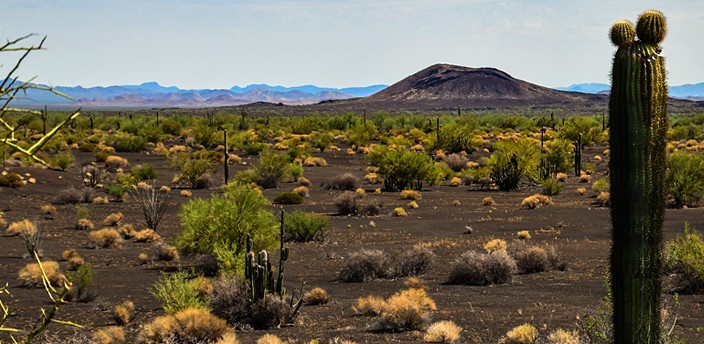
top-left (1, 0), bottom-right (702, 89)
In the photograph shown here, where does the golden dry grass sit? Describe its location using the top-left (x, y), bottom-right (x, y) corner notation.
top-left (92, 326), bottom-right (126, 344)
top-left (293, 186), bottom-right (309, 197)
top-left (256, 334), bottom-right (285, 344)
top-left (113, 300), bottom-right (134, 325)
top-left (90, 228), bottom-right (122, 248)
top-left (353, 295), bottom-right (387, 316)
top-left (400, 190), bottom-right (422, 201)
top-left (423, 320), bottom-right (462, 343)
top-left (303, 287), bottom-right (329, 305)
top-left (298, 176), bottom-right (312, 186)
top-left (40, 204), bottom-right (57, 214)
top-left (6, 219), bottom-right (36, 236)
top-left (449, 177), bottom-right (462, 187)
top-left (139, 308), bottom-right (233, 344)
top-left (379, 288), bottom-right (437, 330)
top-left (597, 191), bottom-right (610, 207)
top-left (520, 194), bottom-right (552, 209)
top-left (77, 218), bottom-right (94, 231)
top-left (102, 212), bottom-right (123, 226)
top-left (482, 196), bottom-right (496, 207)
top-left (18, 260), bottom-right (63, 287)
top-left (363, 172), bottom-right (379, 184)
top-left (105, 155), bottom-right (129, 170)
top-left (134, 228), bottom-right (161, 242)
top-left (547, 328), bottom-right (581, 344)
top-left (501, 323), bottom-right (539, 344)
top-left (394, 207), bottom-right (408, 217)
top-left (516, 230), bottom-right (531, 240)
top-left (484, 239), bottom-right (508, 253)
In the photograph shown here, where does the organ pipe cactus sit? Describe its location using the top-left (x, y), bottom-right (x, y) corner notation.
top-left (608, 10), bottom-right (668, 343)
top-left (244, 229), bottom-right (288, 303)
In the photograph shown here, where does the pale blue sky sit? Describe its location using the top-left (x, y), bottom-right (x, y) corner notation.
top-left (1, 0), bottom-right (702, 89)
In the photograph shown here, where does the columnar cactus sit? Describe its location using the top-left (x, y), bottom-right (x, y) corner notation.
top-left (608, 10), bottom-right (668, 343)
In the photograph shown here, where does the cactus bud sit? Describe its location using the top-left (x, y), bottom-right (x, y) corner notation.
top-left (637, 10), bottom-right (667, 45)
top-left (610, 20), bottom-right (635, 47)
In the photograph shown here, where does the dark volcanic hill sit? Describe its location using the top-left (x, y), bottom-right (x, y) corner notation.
top-left (356, 63), bottom-right (604, 110)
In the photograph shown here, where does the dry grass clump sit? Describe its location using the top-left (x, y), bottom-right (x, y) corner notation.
top-left (354, 188), bottom-right (366, 198)
top-left (501, 323), bottom-right (539, 344)
top-left (400, 190), bottom-right (422, 201)
top-left (92, 196), bottom-right (109, 204)
top-left (117, 224), bottom-right (136, 239)
top-left (576, 187), bottom-right (586, 195)
top-left (516, 230), bottom-right (531, 240)
top-left (293, 186), bottom-right (309, 197)
top-left (105, 155), bottom-right (129, 170)
top-left (423, 320), bottom-right (462, 343)
top-left (180, 189), bottom-right (193, 197)
top-left (93, 326), bottom-right (126, 344)
top-left (408, 200), bottom-right (419, 209)
top-left (40, 204), bottom-right (57, 214)
top-left (0, 213), bottom-right (7, 229)
top-left (6, 219), bottom-right (36, 236)
top-left (597, 191), bottom-right (610, 207)
top-left (449, 177), bottom-right (462, 187)
top-left (19, 260), bottom-right (64, 287)
top-left (547, 328), bottom-right (581, 344)
top-left (452, 200), bottom-right (461, 206)
top-left (484, 239), bottom-right (507, 253)
top-left (482, 197), bottom-right (496, 207)
top-left (139, 307), bottom-right (234, 344)
top-left (134, 228), bottom-right (161, 242)
top-left (256, 334), bottom-right (284, 344)
top-left (447, 250), bottom-right (516, 286)
top-left (555, 172), bottom-right (568, 182)
top-left (353, 295), bottom-right (387, 316)
top-left (90, 228), bottom-right (122, 248)
top-left (403, 277), bottom-right (428, 290)
top-left (394, 207), bottom-right (408, 217)
top-left (363, 172), bottom-right (380, 184)
top-left (102, 212), bottom-right (123, 226)
top-left (113, 300), bottom-right (135, 325)
top-left (76, 218), bottom-right (94, 231)
top-left (137, 252), bottom-right (150, 265)
top-left (298, 176), bottom-right (311, 186)
top-left (154, 241), bottom-right (180, 261)
top-left (520, 194), bottom-right (552, 209)
top-left (303, 287), bottom-right (329, 305)
top-left (339, 249), bottom-right (390, 282)
top-left (579, 173), bottom-right (591, 183)
top-left (62, 249), bottom-right (85, 271)
top-left (376, 288), bottom-right (437, 331)
top-left (303, 157), bottom-right (327, 167)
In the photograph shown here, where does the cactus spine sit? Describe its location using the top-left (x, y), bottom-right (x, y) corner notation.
top-left (608, 10), bottom-right (668, 343)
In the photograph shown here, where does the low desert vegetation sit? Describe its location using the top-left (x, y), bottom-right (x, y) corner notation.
top-left (423, 320), bottom-right (462, 343)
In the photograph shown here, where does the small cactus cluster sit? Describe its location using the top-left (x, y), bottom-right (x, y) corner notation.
top-left (244, 234), bottom-right (288, 302)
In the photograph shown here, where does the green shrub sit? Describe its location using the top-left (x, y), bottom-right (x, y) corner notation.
top-left (487, 139), bottom-right (540, 191)
top-left (559, 116), bottom-right (604, 146)
top-left (253, 149), bottom-right (291, 189)
top-left (592, 178), bottom-right (610, 193)
top-left (543, 139), bottom-right (574, 173)
top-left (346, 123), bottom-right (377, 148)
top-left (665, 224), bottom-right (704, 291)
top-left (289, 162), bottom-right (303, 182)
top-left (666, 151), bottom-right (704, 207)
top-left (177, 182), bottom-right (278, 275)
top-left (108, 132), bottom-right (146, 152)
top-left (131, 164), bottom-right (158, 181)
top-left (541, 178), bottom-right (563, 196)
top-left (191, 125), bottom-right (218, 148)
top-left (66, 263), bottom-right (97, 302)
top-left (284, 210), bottom-right (328, 242)
top-left (149, 270), bottom-right (209, 314)
top-left (273, 192), bottom-right (303, 205)
top-left (160, 118), bottom-right (182, 136)
top-left (103, 183), bottom-right (131, 201)
top-left (95, 150), bottom-right (110, 163)
top-left (0, 172), bottom-right (24, 188)
top-left (311, 132), bottom-right (334, 152)
top-left (244, 142), bottom-right (266, 155)
top-left (51, 151), bottom-right (74, 171)
top-left (434, 126), bottom-right (479, 154)
top-left (170, 152), bottom-right (216, 189)
top-left (368, 146), bottom-right (438, 191)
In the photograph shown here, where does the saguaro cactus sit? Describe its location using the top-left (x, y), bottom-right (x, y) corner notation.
top-left (608, 10), bottom-right (668, 343)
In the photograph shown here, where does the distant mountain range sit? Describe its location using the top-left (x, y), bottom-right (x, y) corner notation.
top-left (556, 82), bottom-right (704, 100)
top-left (9, 82), bottom-right (387, 108)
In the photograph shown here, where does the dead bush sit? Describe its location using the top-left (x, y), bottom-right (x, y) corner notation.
top-left (56, 187), bottom-right (95, 205)
top-left (208, 277), bottom-right (250, 326)
top-left (327, 173), bottom-right (360, 191)
top-left (393, 245), bottom-right (436, 277)
top-left (117, 224), bottom-right (136, 239)
top-left (139, 307), bottom-right (234, 344)
top-left (508, 241), bottom-right (566, 274)
top-left (154, 241), bottom-right (180, 261)
top-left (334, 191), bottom-right (382, 216)
top-left (445, 153), bottom-right (468, 172)
top-left (76, 218), bottom-right (94, 231)
top-left (339, 249), bottom-right (391, 282)
top-left (447, 250), bottom-right (517, 286)
top-left (90, 228), bottom-right (122, 248)
top-left (6, 219), bottom-right (36, 236)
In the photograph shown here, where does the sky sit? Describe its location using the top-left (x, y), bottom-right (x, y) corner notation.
top-left (1, 0), bottom-right (702, 90)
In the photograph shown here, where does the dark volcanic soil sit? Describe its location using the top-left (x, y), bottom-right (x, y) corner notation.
top-left (1, 147), bottom-right (703, 343)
